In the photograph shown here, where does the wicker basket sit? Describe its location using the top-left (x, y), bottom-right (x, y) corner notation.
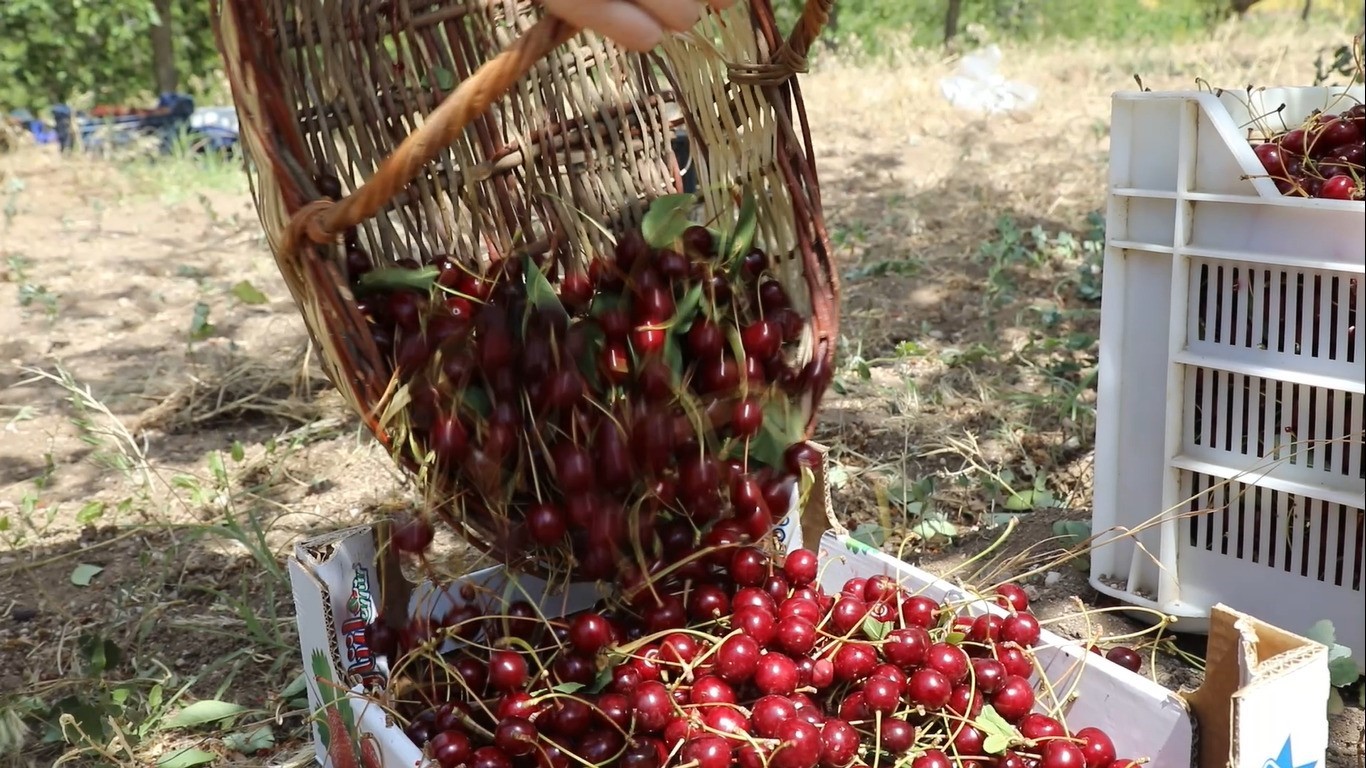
top-left (213, 0), bottom-right (840, 572)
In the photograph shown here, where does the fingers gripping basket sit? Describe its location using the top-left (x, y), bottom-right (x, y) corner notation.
top-left (213, 0), bottom-right (840, 575)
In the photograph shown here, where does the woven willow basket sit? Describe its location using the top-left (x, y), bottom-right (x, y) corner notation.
top-left (213, 0), bottom-right (840, 569)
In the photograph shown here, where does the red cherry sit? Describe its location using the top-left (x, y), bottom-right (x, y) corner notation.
top-left (470, 747), bottom-right (515, 768)
top-left (993, 583), bottom-right (1029, 612)
top-left (971, 658), bottom-right (1007, 694)
top-left (906, 668), bottom-right (952, 710)
top-left (568, 612), bottom-right (612, 655)
top-left (879, 717), bottom-right (916, 754)
top-left (751, 694), bottom-right (798, 737)
top-left (991, 675), bottom-right (1036, 722)
top-left (431, 730), bottom-right (473, 768)
top-left (771, 719), bottom-right (822, 768)
top-left (1001, 613), bottom-right (1042, 647)
top-left (715, 631), bottom-right (770, 677)
top-left (783, 549), bottom-right (819, 586)
top-left (777, 616), bottom-right (818, 656)
top-left (755, 652), bottom-right (800, 696)
top-left (487, 650), bottom-right (528, 691)
top-left (742, 320), bottom-right (782, 361)
top-left (862, 676), bottom-right (902, 713)
top-left (819, 718), bottom-right (859, 767)
top-left (1020, 713), bottom-right (1068, 739)
top-left (682, 736), bottom-right (732, 768)
top-left (732, 398), bottom-right (764, 438)
top-left (1076, 727), bottom-right (1119, 768)
top-left (631, 681), bottom-right (673, 732)
top-left (913, 750), bottom-right (952, 768)
top-left (1105, 646), bottom-right (1143, 674)
top-left (901, 595), bottom-right (939, 628)
top-left (732, 606), bottom-right (777, 646)
top-left (925, 642), bottom-right (970, 683)
top-left (391, 514), bottom-right (435, 554)
top-left (690, 676), bottom-right (737, 706)
top-left (1040, 741), bottom-right (1088, 768)
top-left (493, 717), bottom-right (537, 757)
top-left (1320, 174), bottom-right (1358, 200)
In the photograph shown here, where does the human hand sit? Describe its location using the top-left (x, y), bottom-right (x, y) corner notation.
top-left (540, 0), bottom-right (739, 52)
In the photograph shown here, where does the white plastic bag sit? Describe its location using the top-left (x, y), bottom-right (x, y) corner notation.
top-left (938, 45), bottom-right (1038, 115)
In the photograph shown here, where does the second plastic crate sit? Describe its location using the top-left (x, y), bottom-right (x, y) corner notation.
top-left (1090, 85), bottom-right (1366, 669)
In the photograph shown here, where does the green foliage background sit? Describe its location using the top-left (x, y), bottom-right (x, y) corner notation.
top-left (0, 0), bottom-right (219, 112)
top-left (769, 0), bottom-right (1226, 51)
top-left (0, 0), bottom-right (1357, 113)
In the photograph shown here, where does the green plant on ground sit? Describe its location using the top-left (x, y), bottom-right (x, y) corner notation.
top-left (1305, 620), bottom-right (1365, 713)
top-left (1, 367), bottom-right (311, 764)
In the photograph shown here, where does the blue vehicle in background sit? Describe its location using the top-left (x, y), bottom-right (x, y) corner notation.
top-left (9, 93), bottom-right (240, 157)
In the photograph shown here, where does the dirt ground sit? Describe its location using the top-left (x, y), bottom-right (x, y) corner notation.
top-left (2, 19), bottom-right (1363, 768)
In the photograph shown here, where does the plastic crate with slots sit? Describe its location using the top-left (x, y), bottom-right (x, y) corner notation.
top-left (1090, 86), bottom-right (1366, 669)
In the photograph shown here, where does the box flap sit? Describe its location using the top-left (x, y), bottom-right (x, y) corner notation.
top-left (288, 526), bottom-right (391, 767)
top-left (1183, 604), bottom-right (1329, 768)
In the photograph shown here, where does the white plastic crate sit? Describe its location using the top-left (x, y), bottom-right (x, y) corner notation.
top-left (1091, 86), bottom-right (1366, 670)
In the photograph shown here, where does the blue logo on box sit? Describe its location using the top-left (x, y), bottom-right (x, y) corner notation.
top-left (1265, 737), bottom-right (1315, 768)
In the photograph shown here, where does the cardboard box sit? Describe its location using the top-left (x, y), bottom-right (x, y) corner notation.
top-left (288, 458), bottom-right (1330, 768)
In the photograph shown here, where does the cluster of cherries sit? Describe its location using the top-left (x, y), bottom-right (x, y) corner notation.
top-left (326, 179), bottom-right (828, 575)
top-left (1253, 102), bottom-right (1364, 200)
top-left (363, 547), bottom-right (1147, 768)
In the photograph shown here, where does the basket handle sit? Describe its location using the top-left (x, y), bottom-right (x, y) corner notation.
top-left (286, 0), bottom-right (835, 250)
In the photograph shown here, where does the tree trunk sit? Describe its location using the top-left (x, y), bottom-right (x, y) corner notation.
top-left (1230, 0), bottom-right (1264, 17)
top-left (944, 0), bottom-right (964, 45)
top-left (150, 0), bottom-right (178, 93)
top-left (1300, 0), bottom-right (1312, 21)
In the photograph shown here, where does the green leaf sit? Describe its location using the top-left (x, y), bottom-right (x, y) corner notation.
top-left (230, 280), bottom-right (268, 305)
top-left (76, 501), bottom-right (105, 525)
top-left (279, 673), bottom-right (308, 701)
top-left (909, 518), bottom-right (957, 540)
top-left (70, 563), bottom-right (103, 586)
top-left (551, 682), bottom-right (585, 695)
top-left (230, 441), bottom-right (245, 462)
top-left (663, 332), bottom-right (685, 386)
top-left (524, 255), bottom-right (568, 326)
top-left (189, 302), bottom-right (215, 341)
top-left (641, 193), bottom-right (698, 248)
top-left (1005, 487), bottom-right (1056, 511)
top-left (80, 634), bottom-right (122, 674)
top-left (157, 748), bottom-right (217, 768)
top-left (746, 399), bottom-right (798, 470)
top-left (1328, 687), bottom-right (1345, 716)
top-left (224, 726), bottom-right (275, 753)
top-left (1305, 619), bottom-right (1337, 647)
top-left (460, 386), bottom-right (491, 419)
top-left (976, 704), bottom-right (1020, 755)
top-left (1328, 655), bottom-right (1359, 688)
top-left (573, 322), bottom-right (607, 390)
top-left (984, 732), bottom-right (1012, 755)
top-left (588, 665), bottom-right (616, 694)
top-left (208, 451), bottom-right (227, 484)
top-left (587, 653), bottom-right (627, 694)
top-left (357, 266), bottom-right (439, 294)
top-left (945, 631), bottom-right (967, 645)
top-left (861, 616), bottom-right (892, 641)
top-left (1052, 520), bottom-right (1092, 546)
top-left (670, 282), bottom-right (705, 332)
top-left (426, 67), bottom-right (456, 90)
top-left (724, 191), bottom-right (759, 270)
top-left (163, 700), bottom-right (247, 729)
top-left (850, 522), bottom-right (887, 549)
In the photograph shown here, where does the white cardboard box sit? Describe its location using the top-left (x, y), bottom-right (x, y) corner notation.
top-left (289, 460), bottom-right (1330, 768)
